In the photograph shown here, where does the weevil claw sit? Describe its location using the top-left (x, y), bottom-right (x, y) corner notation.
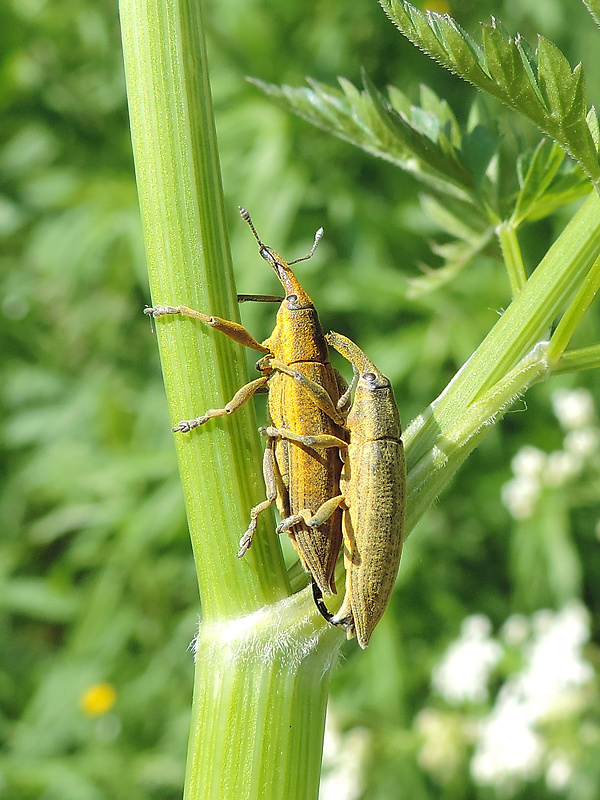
top-left (237, 521), bottom-right (257, 557)
top-left (172, 416), bottom-right (206, 433)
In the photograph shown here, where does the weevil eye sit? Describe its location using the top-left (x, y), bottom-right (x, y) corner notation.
top-left (363, 371), bottom-right (390, 390)
top-left (285, 293), bottom-right (303, 310)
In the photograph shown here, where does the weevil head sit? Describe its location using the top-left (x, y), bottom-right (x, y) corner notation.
top-left (326, 330), bottom-right (400, 438)
top-left (360, 368), bottom-right (390, 392)
top-left (239, 207), bottom-right (320, 310)
top-left (258, 245), bottom-right (314, 310)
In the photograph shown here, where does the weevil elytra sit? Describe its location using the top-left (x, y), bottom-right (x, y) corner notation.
top-left (270, 331), bottom-right (405, 647)
top-left (146, 209), bottom-right (347, 596)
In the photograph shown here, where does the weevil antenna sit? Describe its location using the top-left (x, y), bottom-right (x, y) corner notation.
top-left (238, 206), bottom-right (265, 248)
top-left (289, 227), bottom-right (324, 265)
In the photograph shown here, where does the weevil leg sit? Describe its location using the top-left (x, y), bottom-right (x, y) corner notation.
top-left (311, 554), bottom-right (355, 637)
top-left (312, 581), bottom-right (336, 624)
top-left (275, 494), bottom-right (345, 536)
top-left (173, 375), bottom-right (269, 433)
top-left (267, 358), bottom-right (347, 426)
top-left (145, 304), bottom-right (270, 354)
top-left (333, 368), bottom-right (352, 414)
top-left (336, 364), bottom-right (359, 412)
top-left (237, 437), bottom-right (281, 557)
top-left (237, 294), bottom-right (284, 303)
top-left (259, 426), bottom-right (347, 451)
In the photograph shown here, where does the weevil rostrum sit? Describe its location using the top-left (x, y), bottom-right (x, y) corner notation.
top-left (266, 331), bottom-right (405, 648)
top-left (146, 209), bottom-right (347, 596)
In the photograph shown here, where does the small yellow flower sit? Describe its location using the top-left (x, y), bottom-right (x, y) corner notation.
top-left (80, 683), bottom-right (117, 717)
top-left (422, 0), bottom-right (451, 13)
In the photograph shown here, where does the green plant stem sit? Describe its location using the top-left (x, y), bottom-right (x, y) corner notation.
top-left (403, 191), bottom-right (600, 537)
top-left (119, 0), bottom-right (288, 620)
top-left (186, 592), bottom-right (341, 800)
top-left (547, 253), bottom-right (600, 364)
top-left (405, 341), bottom-right (550, 534)
top-left (497, 220), bottom-right (527, 295)
top-left (553, 344), bottom-right (600, 374)
top-left (118, 0), bottom-right (343, 797)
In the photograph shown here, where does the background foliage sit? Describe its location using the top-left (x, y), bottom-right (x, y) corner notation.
top-left (1, 0), bottom-right (599, 798)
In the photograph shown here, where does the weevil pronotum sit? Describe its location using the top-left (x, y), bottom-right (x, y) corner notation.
top-left (146, 209), bottom-right (347, 596)
top-left (267, 331), bottom-right (405, 648)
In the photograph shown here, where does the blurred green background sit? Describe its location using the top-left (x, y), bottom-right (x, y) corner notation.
top-left (1, 0), bottom-right (600, 798)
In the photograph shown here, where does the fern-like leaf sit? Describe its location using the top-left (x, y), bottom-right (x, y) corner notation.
top-left (250, 73), bottom-right (492, 218)
top-left (380, 0), bottom-right (600, 188)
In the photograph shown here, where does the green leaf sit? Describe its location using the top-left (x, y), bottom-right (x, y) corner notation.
top-left (418, 84), bottom-right (462, 147)
top-left (380, 0), bottom-right (600, 187)
top-left (522, 169), bottom-right (592, 221)
top-left (420, 194), bottom-right (487, 242)
top-left (407, 228), bottom-right (494, 297)
top-left (512, 139), bottom-right (566, 224)
top-left (582, 0), bottom-right (600, 30)
top-left (250, 75), bottom-right (491, 216)
top-left (512, 141), bottom-right (592, 224)
top-left (587, 107), bottom-right (600, 150)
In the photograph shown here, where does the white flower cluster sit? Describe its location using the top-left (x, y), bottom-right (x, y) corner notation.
top-left (320, 709), bottom-right (370, 800)
top-left (472, 602), bottom-right (593, 792)
top-left (416, 603), bottom-right (595, 796)
top-left (432, 615), bottom-right (503, 704)
top-left (501, 388), bottom-right (598, 519)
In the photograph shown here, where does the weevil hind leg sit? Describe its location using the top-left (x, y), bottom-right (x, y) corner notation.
top-left (237, 437), bottom-right (282, 557)
top-left (275, 494), bottom-right (345, 537)
top-left (275, 495), bottom-right (345, 597)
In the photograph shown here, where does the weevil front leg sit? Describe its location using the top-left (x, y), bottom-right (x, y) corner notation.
top-left (267, 358), bottom-right (347, 426)
top-left (237, 437), bottom-right (284, 557)
top-left (173, 375), bottom-right (269, 433)
top-left (335, 364), bottom-right (359, 413)
top-left (145, 304), bottom-right (270, 354)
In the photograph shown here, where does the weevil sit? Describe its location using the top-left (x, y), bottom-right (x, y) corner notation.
top-left (145, 209), bottom-right (347, 596)
top-left (266, 331), bottom-right (405, 648)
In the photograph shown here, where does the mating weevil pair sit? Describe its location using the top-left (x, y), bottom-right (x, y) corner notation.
top-left (146, 209), bottom-right (405, 648)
